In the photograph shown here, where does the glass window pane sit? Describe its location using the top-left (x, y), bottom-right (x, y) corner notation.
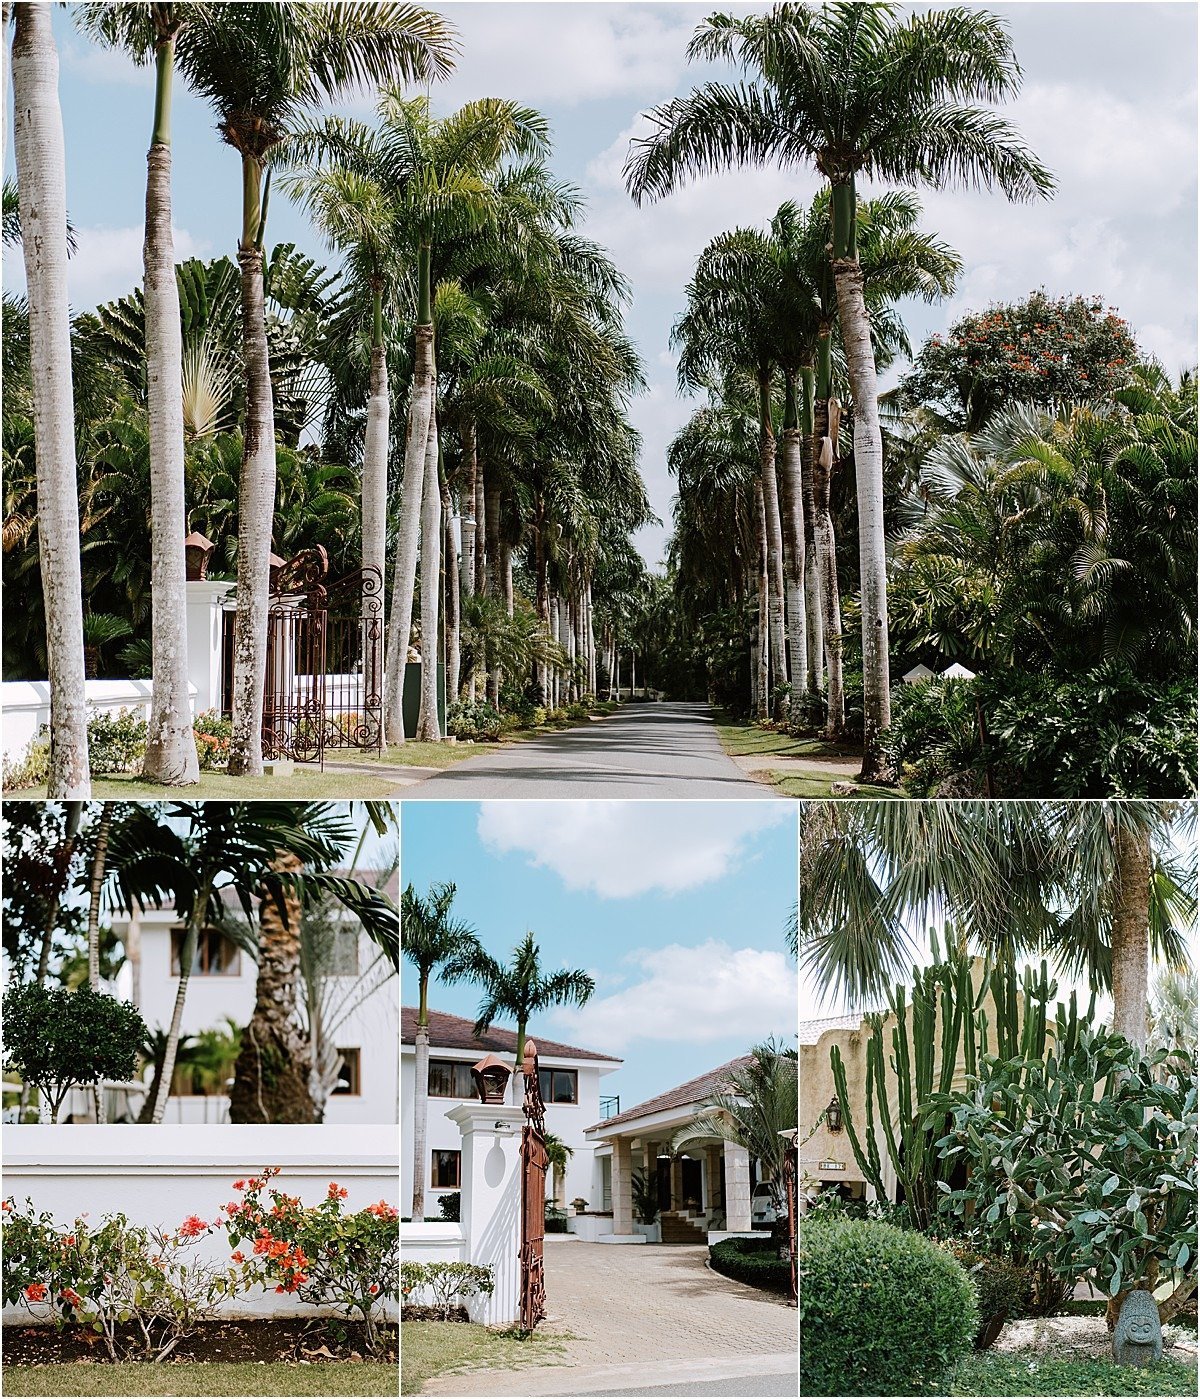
top-left (552, 1071), bottom-right (577, 1103)
top-left (428, 1061), bottom-right (453, 1097)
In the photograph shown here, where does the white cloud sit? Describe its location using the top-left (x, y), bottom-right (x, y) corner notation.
top-left (477, 800), bottom-right (793, 899)
top-left (61, 40), bottom-right (154, 89)
top-left (551, 938), bottom-right (797, 1050)
top-left (5, 225), bottom-right (212, 312)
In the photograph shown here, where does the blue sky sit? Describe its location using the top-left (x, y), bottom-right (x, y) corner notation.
top-left (401, 800), bottom-right (798, 1108)
top-left (5, 3), bottom-right (1196, 566)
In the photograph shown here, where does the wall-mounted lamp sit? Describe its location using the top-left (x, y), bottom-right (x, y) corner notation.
top-left (825, 1095), bottom-right (843, 1134)
top-left (471, 1053), bottom-right (513, 1105)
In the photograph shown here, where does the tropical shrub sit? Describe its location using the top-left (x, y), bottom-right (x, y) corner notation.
top-left (709, 1236), bottom-right (790, 1293)
top-left (446, 701), bottom-right (502, 742)
top-left (399, 1260), bottom-right (494, 1321)
top-left (86, 708), bottom-right (148, 774)
top-left (939, 1239), bottom-right (1034, 1349)
top-left (799, 1218), bottom-right (978, 1396)
top-left (884, 677), bottom-right (984, 795)
top-left (929, 1028), bottom-right (1198, 1323)
top-left (192, 710), bottom-right (233, 771)
top-left (2, 982), bottom-right (147, 1121)
top-left (436, 1193), bottom-right (460, 1223)
top-left (222, 1168), bottom-right (399, 1352)
top-left (2, 733), bottom-right (51, 792)
top-left (545, 1206), bottom-right (569, 1234)
top-left (0, 1199), bottom-right (254, 1360)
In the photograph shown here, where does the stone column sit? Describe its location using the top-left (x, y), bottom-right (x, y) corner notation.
top-left (445, 1102), bottom-right (524, 1324)
top-left (599, 1136), bottom-right (644, 1243)
top-left (186, 579), bottom-right (235, 714)
top-left (670, 1154), bottom-right (683, 1211)
top-left (723, 1142), bottom-right (752, 1232)
top-left (706, 1145), bottom-right (722, 1212)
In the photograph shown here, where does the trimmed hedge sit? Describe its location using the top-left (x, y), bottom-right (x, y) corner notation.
top-left (800, 1218), bottom-right (978, 1397)
top-left (709, 1237), bottom-right (791, 1294)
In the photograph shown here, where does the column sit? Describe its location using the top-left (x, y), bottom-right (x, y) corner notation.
top-left (670, 1154), bottom-right (683, 1212)
top-left (599, 1135), bottom-right (645, 1243)
top-left (706, 1145), bottom-right (722, 1212)
top-left (445, 1102), bottom-right (524, 1324)
top-left (723, 1141), bottom-right (752, 1232)
top-left (186, 580), bottom-right (235, 714)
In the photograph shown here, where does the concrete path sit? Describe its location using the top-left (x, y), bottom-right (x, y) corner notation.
top-left (421, 1239), bottom-right (797, 1397)
top-left (402, 703), bottom-right (774, 799)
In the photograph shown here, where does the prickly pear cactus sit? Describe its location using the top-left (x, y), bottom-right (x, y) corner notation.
top-left (1112, 1290), bottom-right (1163, 1368)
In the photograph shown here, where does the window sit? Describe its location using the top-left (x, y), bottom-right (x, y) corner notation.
top-left (332, 1048), bottom-right (361, 1096)
top-left (538, 1067), bottom-right (578, 1105)
top-left (428, 1059), bottom-right (477, 1099)
top-left (432, 1149), bottom-right (461, 1189)
top-left (326, 927), bottom-right (359, 976)
top-left (171, 928), bottom-right (240, 976)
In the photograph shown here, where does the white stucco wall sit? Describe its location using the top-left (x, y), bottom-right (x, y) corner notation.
top-left (1, 1125), bottom-right (398, 1322)
top-left (0, 680), bottom-right (199, 768)
top-left (401, 1046), bottom-right (613, 1218)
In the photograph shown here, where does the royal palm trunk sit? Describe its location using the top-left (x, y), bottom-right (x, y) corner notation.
top-left (813, 332), bottom-right (844, 736)
top-left (1110, 822), bottom-right (1152, 1049)
top-left (779, 370), bottom-right (809, 702)
top-left (152, 893), bottom-right (206, 1124)
top-left (229, 853), bottom-right (317, 1122)
top-left (86, 802), bottom-right (114, 1123)
top-left (11, 3), bottom-right (90, 797)
top-left (460, 417), bottom-right (478, 604)
top-left (443, 469), bottom-right (460, 704)
top-left (415, 403), bottom-right (442, 740)
top-left (141, 25), bottom-right (198, 786)
top-left (383, 246), bottom-right (435, 743)
top-left (758, 372), bottom-right (788, 715)
top-left (831, 176), bottom-right (890, 779)
top-left (411, 1017), bottom-right (431, 1219)
top-left (800, 366), bottom-right (823, 695)
top-left (754, 480), bottom-right (770, 720)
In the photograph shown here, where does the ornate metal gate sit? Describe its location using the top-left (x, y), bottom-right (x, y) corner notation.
top-left (783, 1140), bottom-right (798, 1304)
top-left (519, 1039), bottom-right (548, 1332)
top-left (262, 549), bottom-right (384, 766)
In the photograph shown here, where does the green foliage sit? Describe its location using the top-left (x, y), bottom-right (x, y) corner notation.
top-left (400, 1260), bottom-right (495, 1321)
top-left (901, 291), bottom-right (1139, 431)
top-left (544, 1207), bottom-right (568, 1234)
top-left (436, 1193), bottom-right (460, 1224)
top-left (799, 1218), bottom-right (978, 1396)
top-left (2, 734), bottom-right (51, 792)
top-left (630, 1168), bottom-right (660, 1225)
top-left (86, 709), bottom-right (149, 775)
top-left (885, 678), bottom-right (982, 796)
top-left (948, 1353), bottom-right (1198, 1396)
top-left (930, 1028), bottom-right (1198, 1306)
top-left (192, 710), bottom-right (233, 772)
top-left (938, 1240), bottom-right (1034, 1348)
top-left (1, 983), bottom-right (147, 1121)
top-left (446, 701), bottom-right (502, 741)
top-left (709, 1236), bottom-right (790, 1293)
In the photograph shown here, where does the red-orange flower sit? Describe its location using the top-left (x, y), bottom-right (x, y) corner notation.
top-left (327, 1182), bottom-right (349, 1200)
top-left (179, 1215), bottom-right (208, 1238)
top-left (24, 1284), bottom-right (47, 1302)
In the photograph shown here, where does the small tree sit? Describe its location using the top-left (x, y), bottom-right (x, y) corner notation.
top-left (2, 983), bottom-right (147, 1122)
top-left (930, 1025), bottom-right (1198, 1337)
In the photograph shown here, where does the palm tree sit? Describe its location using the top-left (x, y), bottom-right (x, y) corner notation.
top-left (453, 929), bottom-right (596, 1099)
top-left (77, 3), bottom-right (200, 786)
top-left (10, 2), bottom-right (91, 796)
top-left (671, 1040), bottom-right (798, 1214)
top-left (106, 800), bottom-right (398, 1124)
top-left (173, 3), bottom-right (456, 775)
top-left (84, 801), bottom-right (116, 1122)
top-left (543, 1131), bottom-right (574, 1208)
top-left (627, 1), bottom-right (1054, 779)
top-left (798, 800), bottom-right (1196, 1047)
top-left (401, 880), bottom-right (482, 1221)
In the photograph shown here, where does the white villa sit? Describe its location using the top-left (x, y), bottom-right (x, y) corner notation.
top-left (39, 873), bottom-right (400, 1126)
top-left (401, 1008), bottom-right (622, 1218)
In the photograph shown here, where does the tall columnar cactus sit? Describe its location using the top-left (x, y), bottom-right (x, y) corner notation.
top-left (829, 934), bottom-right (1091, 1231)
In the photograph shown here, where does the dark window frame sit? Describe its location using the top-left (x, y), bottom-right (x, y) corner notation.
top-left (170, 927), bottom-right (241, 977)
top-left (428, 1058), bottom-right (477, 1099)
top-left (332, 1047), bottom-right (361, 1096)
top-left (432, 1149), bottom-right (461, 1189)
top-left (539, 1067), bottom-right (578, 1105)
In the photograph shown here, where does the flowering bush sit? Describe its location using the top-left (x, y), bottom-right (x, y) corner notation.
top-left (1, 1197), bottom-right (255, 1360)
top-left (192, 710), bottom-right (233, 771)
top-left (400, 1260), bottom-right (495, 1320)
top-left (222, 1167), bottom-right (399, 1351)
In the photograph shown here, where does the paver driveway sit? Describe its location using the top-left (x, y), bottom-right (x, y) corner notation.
top-left (402, 702), bottom-right (773, 799)
top-left (420, 1238), bottom-right (798, 1397)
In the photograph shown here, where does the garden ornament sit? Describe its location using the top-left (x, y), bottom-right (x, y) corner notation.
top-left (1112, 1289), bottom-right (1163, 1367)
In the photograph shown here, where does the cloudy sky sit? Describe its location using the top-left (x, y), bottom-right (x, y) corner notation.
top-left (401, 800), bottom-right (798, 1107)
top-left (5, 3), bottom-right (1196, 565)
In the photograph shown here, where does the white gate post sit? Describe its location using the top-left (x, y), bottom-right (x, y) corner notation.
top-left (445, 1102), bottom-right (525, 1325)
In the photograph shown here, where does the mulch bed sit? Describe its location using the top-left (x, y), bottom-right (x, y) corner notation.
top-left (2, 1320), bottom-right (397, 1366)
top-left (399, 1305), bottom-right (469, 1323)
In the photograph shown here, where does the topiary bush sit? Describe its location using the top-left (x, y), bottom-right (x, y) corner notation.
top-left (799, 1218), bottom-right (978, 1396)
top-left (709, 1237), bottom-right (790, 1293)
top-left (939, 1239), bottom-right (1033, 1349)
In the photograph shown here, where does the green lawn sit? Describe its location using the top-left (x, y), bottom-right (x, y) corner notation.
top-left (401, 1321), bottom-right (568, 1395)
top-left (713, 715), bottom-right (902, 799)
top-left (2, 1362), bottom-right (398, 1397)
top-left (3, 768), bottom-right (399, 800)
top-left (948, 1354), bottom-right (1198, 1396)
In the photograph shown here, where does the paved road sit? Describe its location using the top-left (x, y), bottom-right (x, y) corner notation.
top-left (421, 1239), bottom-right (797, 1397)
top-left (403, 702), bottom-right (772, 799)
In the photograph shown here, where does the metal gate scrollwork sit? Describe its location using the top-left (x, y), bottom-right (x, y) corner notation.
top-left (783, 1136), bottom-right (798, 1305)
top-left (520, 1038), bottom-right (548, 1332)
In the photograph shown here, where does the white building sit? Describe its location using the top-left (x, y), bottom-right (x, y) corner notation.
top-left (401, 1007), bottom-right (622, 1219)
top-left (59, 872), bottom-right (399, 1125)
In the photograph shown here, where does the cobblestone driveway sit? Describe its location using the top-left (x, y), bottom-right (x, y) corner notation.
top-left (421, 1239), bottom-right (798, 1396)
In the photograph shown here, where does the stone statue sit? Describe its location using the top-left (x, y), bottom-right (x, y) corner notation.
top-left (1112, 1290), bottom-right (1163, 1367)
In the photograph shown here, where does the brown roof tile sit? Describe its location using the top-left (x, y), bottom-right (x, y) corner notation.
top-left (401, 1008), bottom-right (621, 1063)
top-left (586, 1055), bottom-right (755, 1132)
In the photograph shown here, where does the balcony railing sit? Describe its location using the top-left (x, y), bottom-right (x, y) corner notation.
top-left (599, 1095), bottom-right (620, 1119)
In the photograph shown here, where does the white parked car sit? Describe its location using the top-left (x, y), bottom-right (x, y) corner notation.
top-left (751, 1181), bottom-right (779, 1228)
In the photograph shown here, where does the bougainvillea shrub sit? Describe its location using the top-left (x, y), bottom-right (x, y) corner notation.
top-left (222, 1167), bottom-right (399, 1351)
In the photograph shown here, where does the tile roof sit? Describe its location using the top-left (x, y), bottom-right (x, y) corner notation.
top-left (586, 1054), bottom-right (756, 1133)
top-left (401, 1008), bottom-right (622, 1063)
top-left (799, 1014), bottom-right (870, 1045)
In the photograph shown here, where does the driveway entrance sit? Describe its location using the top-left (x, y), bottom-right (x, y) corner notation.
top-left (421, 1238), bottom-right (797, 1397)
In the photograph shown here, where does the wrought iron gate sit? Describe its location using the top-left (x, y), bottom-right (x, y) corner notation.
top-left (783, 1142), bottom-right (798, 1304)
top-left (261, 549), bottom-right (384, 766)
top-left (519, 1039), bottom-right (548, 1332)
